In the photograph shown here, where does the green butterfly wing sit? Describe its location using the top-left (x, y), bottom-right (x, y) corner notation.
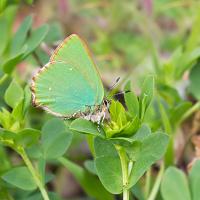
top-left (50, 34), bottom-right (104, 102)
top-left (32, 34), bottom-right (104, 117)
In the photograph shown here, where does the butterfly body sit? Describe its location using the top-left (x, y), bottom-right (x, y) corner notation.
top-left (81, 101), bottom-right (108, 123)
top-left (31, 34), bottom-right (106, 123)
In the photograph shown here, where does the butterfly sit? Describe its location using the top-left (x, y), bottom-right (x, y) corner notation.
top-left (31, 34), bottom-right (108, 124)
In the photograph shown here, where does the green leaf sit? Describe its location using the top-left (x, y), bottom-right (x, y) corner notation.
top-left (59, 157), bottom-right (114, 200)
top-left (158, 99), bottom-right (172, 134)
top-left (139, 76), bottom-right (154, 120)
top-left (175, 47), bottom-right (200, 78)
top-left (0, 17), bottom-right (8, 55)
top-left (120, 116), bottom-right (140, 136)
top-left (189, 62), bottom-right (200, 100)
top-left (4, 80), bottom-right (24, 109)
top-left (0, 6), bottom-right (17, 56)
top-left (186, 10), bottom-right (200, 52)
top-left (189, 160), bottom-right (200, 200)
top-left (124, 141), bottom-right (141, 161)
top-left (23, 85), bottom-right (32, 115)
top-left (3, 51), bottom-right (25, 74)
top-left (38, 158), bottom-right (46, 184)
top-left (95, 156), bottom-right (123, 194)
top-left (109, 100), bottom-right (127, 126)
top-left (42, 118), bottom-right (66, 140)
top-left (132, 124), bottom-right (151, 141)
top-left (23, 24), bottom-right (49, 58)
top-left (112, 100), bottom-right (127, 124)
top-left (161, 167), bottom-right (191, 200)
top-left (23, 192), bottom-right (62, 200)
top-left (0, 145), bottom-right (10, 173)
top-left (94, 137), bottom-right (123, 194)
top-left (0, 128), bottom-right (40, 149)
top-left (0, 12), bottom-right (8, 55)
top-left (0, 109), bottom-right (14, 131)
top-left (10, 15), bottom-right (32, 55)
top-left (157, 83), bottom-right (181, 105)
top-left (84, 160), bottom-right (97, 175)
top-left (86, 135), bottom-right (95, 155)
top-left (124, 81), bottom-right (139, 117)
top-left (26, 144), bottom-right (43, 159)
top-left (15, 128), bottom-right (40, 148)
top-left (131, 183), bottom-right (145, 200)
top-left (2, 19), bottom-right (47, 74)
top-left (129, 132), bottom-right (169, 187)
top-left (0, 129), bottom-right (16, 147)
top-left (0, 0), bottom-right (7, 12)
top-left (109, 137), bottom-right (141, 161)
top-left (94, 137), bottom-right (118, 157)
top-left (26, 0), bottom-right (34, 4)
top-left (140, 76), bottom-right (154, 106)
top-left (44, 22), bottom-right (63, 44)
top-left (1, 166), bottom-right (37, 191)
top-left (104, 99), bottom-right (138, 137)
top-left (12, 99), bottom-right (24, 120)
top-left (157, 98), bottom-right (173, 166)
top-left (109, 137), bottom-right (136, 147)
top-left (41, 118), bottom-right (73, 159)
top-left (170, 101), bottom-right (192, 126)
top-left (106, 116), bottom-right (140, 138)
top-left (70, 118), bottom-right (103, 136)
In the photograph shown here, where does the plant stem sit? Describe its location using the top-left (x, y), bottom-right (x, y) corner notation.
top-left (19, 148), bottom-right (50, 200)
top-left (164, 137), bottom-right (174, 167)
top-left (145, 168), bottom-right (151, 199)
top-left (157, 94), bottom-right (174, 166)
top-left (147, 162), bottom-right (164, 200)
top-left (180, 101), bottom-right (200, 123)
top-left (0, 74), bottom-right (8, 85)
top-left (117, 146), bottom-right (129, 200)
top-left (32, 51), bottom-right (43, 67)
top-left (0, 190), bottom-right (14, 200)
top-left (128, 161), bottom-right (133, 177)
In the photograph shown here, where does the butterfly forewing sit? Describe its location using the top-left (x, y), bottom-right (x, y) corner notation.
top-left (50, 34), bottom-right (104, 103)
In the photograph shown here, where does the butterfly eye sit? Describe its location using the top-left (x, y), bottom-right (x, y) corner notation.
top-left (104, 99), bottom-right (110, 108)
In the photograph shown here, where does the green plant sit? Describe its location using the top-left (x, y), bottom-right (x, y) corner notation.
top-left (1, 1), bottom-right (200, 200)
top-left (161, 160), bottom-right (200, 200)
top-left (69, 76), bottom-right (169, 200)
top-left (0, 62), bottom-right (169, 200)
top-left (0, 5), bottom-right (64, 200)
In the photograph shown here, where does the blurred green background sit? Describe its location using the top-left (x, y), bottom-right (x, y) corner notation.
top-left (2, 0), bottom-right (199, 86)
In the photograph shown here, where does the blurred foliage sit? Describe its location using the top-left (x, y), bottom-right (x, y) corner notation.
top-left (161, 160), bottom-right (200, 200)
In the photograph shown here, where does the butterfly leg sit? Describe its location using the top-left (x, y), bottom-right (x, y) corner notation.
top-left (101, 111), bottom-right (106, 125)
top-left (97, 120), bottom-right (101, 132)
top-left (96, 110), bottom-right (106, 132)
top-left (88, 112), bottom-right (92, 120)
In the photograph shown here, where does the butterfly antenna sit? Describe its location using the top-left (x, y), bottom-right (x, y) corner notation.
top-left (109, 77), bottom-right (121, 91)
top-left (112, 90), bottom-right (131, 97)
top-left (106, 77), bottom-right (132, 100)
top-left (106, 77), bottom-right (122, 99)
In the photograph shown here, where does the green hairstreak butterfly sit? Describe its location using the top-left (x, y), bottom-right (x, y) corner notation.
top-left (31, 34), bottom-right (107, 124)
